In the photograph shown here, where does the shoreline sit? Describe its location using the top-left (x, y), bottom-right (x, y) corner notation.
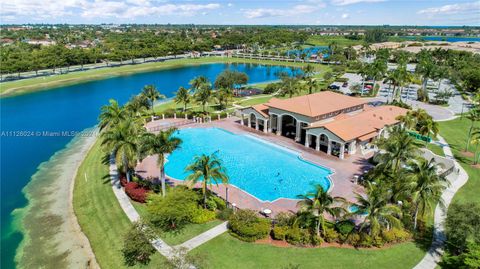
top-left (0, 57), bottom-right (313, 98)
top-left (14, 128), bottom-right (99, 268)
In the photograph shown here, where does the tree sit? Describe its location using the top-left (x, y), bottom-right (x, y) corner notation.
top-left (354, 182), bottom-right (403, 237)
top-left (126, 94), bottom-right (149, 119)
top-left (375, 125), bottom-right (419, 173)
top-left (101, 119), bottom-right (141, 182)
top-left (296, 184), bottom-right (347, 237)
top-left (141, 85), bottom-right (165, 114)
top-left (444, 203), bottom-right (480, 256)
top-left (214, 70), bottom-right (248, 90)
top-left (194, 86), bottom-right (213, 112)
top-left (174, 86), bottom-right (191, 112)
top-left (189, 76), bottom-right (210, 92)
top-left (471, 127), bottom-right (480, 165)
top-left (465, 107), bottom-right (480, 152)
top-left (408, 159), bottom-right (449, 230)
top-left (140, 128), bottom-right (182, 196)
top-left (278, 74), bottom-right (300, 98)
top-left (185, 153), bottom-right (229, 208)
top-left (99, 99), bottom-right (127, 131)
top-left (416, 50), bottom-right (437, 102)
top-left (122, 222), bottom-right (156, 266)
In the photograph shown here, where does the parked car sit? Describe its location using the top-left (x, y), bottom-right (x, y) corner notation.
top-left (328, 84), bottom-right (340, 90)
top-left (342, 82), bottom-right (348, 87)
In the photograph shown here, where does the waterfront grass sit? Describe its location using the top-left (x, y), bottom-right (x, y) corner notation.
top-left (438, 117), bottom-right (480, 204)
top-left (73, 140), bottom-right (166, 268)
top-left (306, 35), bottom-right (363, 47)
top-left (1, 57), bottom-right (327, 98)
top-left (191, 233), bottom-right (425, 269)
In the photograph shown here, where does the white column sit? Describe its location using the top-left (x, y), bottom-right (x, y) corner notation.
top-left (255, 118), bottom-right (259, 130)
top-left (276, 116), bottom-right (282, 136)
top-left (264, 119), bottom-right (268, 133)
top-left (339, 143), bottom-right (345, 159)
top-left (349, 141), bottom-right (357, 154)
top-left (305, 134), bottom-right (310, 147)
top-left (295, 121), bottom-right (301, 142)
top-left (247, 116), bottom-right (251, 128)
top-left (316, 136), bottom-right (320, 151)
top-left (327, 140), bottom-right (332, 155)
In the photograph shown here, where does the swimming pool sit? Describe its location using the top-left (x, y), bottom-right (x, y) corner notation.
top-left (164, 128), bottom-right (333, 201)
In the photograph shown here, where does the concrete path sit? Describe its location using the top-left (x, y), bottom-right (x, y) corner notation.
top-left (413, 135), bottom-right (469, 269)
top-left (178, 222), bottom-right (228, 251)
top-left (109, 157), bottom-right (175, 259)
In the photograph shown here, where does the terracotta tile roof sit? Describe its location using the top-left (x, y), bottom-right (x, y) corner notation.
top-left (251, 104), bottom-right (269, 118)
top-left (265, 91), bottom-right (366, 118)
top-left (309, 105), bottom-right (408, 142)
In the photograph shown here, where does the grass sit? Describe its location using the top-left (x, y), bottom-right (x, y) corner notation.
top-left (131, 201), bottom-right (223, 246)
top-left (438, 117), bottom-right (480, 204)
top-left (1, 57), bottom-right (328, 98)
top-left (73, 140), bottom-right (166, 268)
top-left (191, 234), bottom-right (425, 269)
top-left (426, 143), bottom-right (445, 157)
top-left (306, 35), bottom-right (364, 47)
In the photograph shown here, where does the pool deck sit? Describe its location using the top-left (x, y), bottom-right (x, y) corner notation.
top-left (136, 117), bottom-right (371, 215)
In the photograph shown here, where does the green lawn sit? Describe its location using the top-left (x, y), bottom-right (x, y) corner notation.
top-left (73, 140), bottom-right (166, 268)
top-left (424, 143), bottom-right (445, 157)
top-left (1, 57), bottom-right (328, 98)
top-left (438, 117), bottom-right (480, 204)
top-left (131, 201), bottom-right (223, 246)
top-left (306, 35), bottom-right (364, 47)
top-left (191, 234), bottom-right (425, 269)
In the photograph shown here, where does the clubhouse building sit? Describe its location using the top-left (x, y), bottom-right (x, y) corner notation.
top-left (239, 91), bottom-right (407, 159)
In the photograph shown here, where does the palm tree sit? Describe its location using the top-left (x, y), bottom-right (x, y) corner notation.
top-left (305, 77), bottom-right (318, 94)
top-left (417, 115), bottom-right (439, 145)
top-left (141, 85), bottom-right (165, 114)
top-left (194, 86), bottom-right (213, 112)
top-left (101, 119), bottom-right (141, 182)
top-left (354, 182), bottom-right (403, 237)
top-left (375, 126), bottom-right (419, 173)
top-left (189, 76), bottom-right (209, 92)
top-left (174, 86), bottom-right (191, 112)
top-left (140, 128), bottom-right (182, 196)
top-left (465, 108), bottom-right (480, 152)
top-left (297, 184), bottom-right (347, 237)
top-left (99, 99), bottom-right (127, 131)
top-left (126, 94), bottom-right (149, 119)
top-left (407, 159), bottom-right (449, 230)
top-left (279, 75), bottom-right (300, 98)
top-left (385, 70), bottom-right (399, 102)
top-left (471, 128), bottom-right (480, 165)
top-left (185, 153), bottom-right (229, 208)
top-left (415, 51), bottom-right (436, 102)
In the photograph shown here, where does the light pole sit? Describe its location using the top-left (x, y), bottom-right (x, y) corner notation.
top-left (225, 185), bottom-right (229, 207)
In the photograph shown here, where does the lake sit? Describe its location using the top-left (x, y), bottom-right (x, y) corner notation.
top-left (0, 62), bottom-right (299, 268)
top-left (401, 36), bottom-right (480, 42)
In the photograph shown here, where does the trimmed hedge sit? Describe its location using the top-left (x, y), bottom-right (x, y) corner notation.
top-left (191, 208), bottom-right (217, 224)
top-left (228, 209), bottom-right (271, 242)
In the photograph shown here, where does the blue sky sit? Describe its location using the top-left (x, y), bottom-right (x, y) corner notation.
top-left (1, 0), bottom-right (479, 26)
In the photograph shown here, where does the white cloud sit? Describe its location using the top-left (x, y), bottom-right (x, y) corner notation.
top-left (227, 3), bottom-right (233, 7)
top-left (417, 1), bottom-right (480, 15)
top-left (243, 4), bottom-right (322, 19)
top-left (0, 0), bottom-right (221, 20)
top-left (331, 0), bottom-right (385, 6)
top-left (341, 13), bottom-right (349, 19)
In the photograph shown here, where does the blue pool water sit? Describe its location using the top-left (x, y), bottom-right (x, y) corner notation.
top-left (287, 46), bottom-right (330, 59)
top-left (0, 62), bottom-right (300, 268)
top-left (164, 128), bottom-right (332, 201)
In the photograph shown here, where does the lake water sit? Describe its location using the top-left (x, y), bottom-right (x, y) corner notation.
top-left (0, 62), bottom-right (299, 268)
top-left (401, 36), bottom-right (480, 42)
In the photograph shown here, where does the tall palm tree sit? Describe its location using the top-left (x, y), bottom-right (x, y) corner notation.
top-left (407, 159), bottom-right (449, 230)
top-left (194, 86), bottom-right (213, 112)
top-left (375, 126), bottom-right (419, 173)
top-left (471, 128), bottom-right (480, 165)
top-left (126, 94), bottom-right (149, 119)
top-left (101, 119), bottom-right (141, 182)
top-left (297, 184), bottom-right (347, 237)
top-left (279, 76), bottom-right (300, 98)
top-left (174, 86), bottom-right (191, 112)
top-left (140, 128), bottom-right (182, 196)
top-left (304, 77), bottom-right (318, 94)
top-left (185, 153), bottom-right (229, 208)
top-left (415, 51), bottom-right (436, 102)
top-left (189, 76), bottom-right (209, 92)
top-left (465, 108), bottom-right (480, 152)
top-left (354, 182), bottom-right (403, 237)
top-left (417, 116), bottom-right (439, 145)
top-left (99, 99), bottom-right (127, 131)
top-left (141, 85), bottom-right (165, 114)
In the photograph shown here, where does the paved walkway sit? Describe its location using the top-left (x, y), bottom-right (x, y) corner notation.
top-left (178, 222), bottom-right (228, 251)
top-left (413, 135), bottom-right (469, 269)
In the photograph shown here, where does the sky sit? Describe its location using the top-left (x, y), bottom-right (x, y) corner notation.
top-left (0, 0), bottom-right (479, 26)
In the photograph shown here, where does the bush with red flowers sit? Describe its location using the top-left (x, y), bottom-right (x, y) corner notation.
top-left (119, 173), bottom-right (128, 187)
top-left (125, 182), bottom-right (149, 203)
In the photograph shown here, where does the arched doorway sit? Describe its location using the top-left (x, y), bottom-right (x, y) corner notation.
top-left (250, 113), bottom-right (257, 129)
top-left (318, 134), bottom-right (329, 153)
top-left (306, 134), bottom-right (317, 149)
top-left (281, 114), bottom-right (297, 139)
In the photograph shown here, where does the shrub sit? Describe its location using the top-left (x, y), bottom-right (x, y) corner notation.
top-left (357, 234), bottom-right (373, 248)
top-left (274, 212), bottom-right (295, 227)
top-left (122, 222), bottom-right (156, 266)
top-left (217, 208), bottom-right (233, 220)
top-left (335, 220), bottom-right (355, 235)
top-left (228, 209), bottom-right (271, 242)
top-left (205, 195), bottom-right (226, 211)
top-left (286, 227), bottom-right (313, 246)
top-left (263, 82), bottom-right (281, 94)
top-left (344, 232), bottom-right (361, 246)
top-left (191, 208), bottom-right (216, 224)
top-left (146, 188), bottom-right (200, 231)
top-left (272, 226), bottom-right (289, 241)
top-left (125, 182), bottom-right (149, 203)
top-left (311, 234), bottom-right (324, 246)
top-left (382, 228), bottom-right (411, 243)
top-left (323, 227), bottom-right (340, 243)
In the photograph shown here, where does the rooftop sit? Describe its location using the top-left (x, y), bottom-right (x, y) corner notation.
top-left (265, 91), bottom-right (366, 118)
